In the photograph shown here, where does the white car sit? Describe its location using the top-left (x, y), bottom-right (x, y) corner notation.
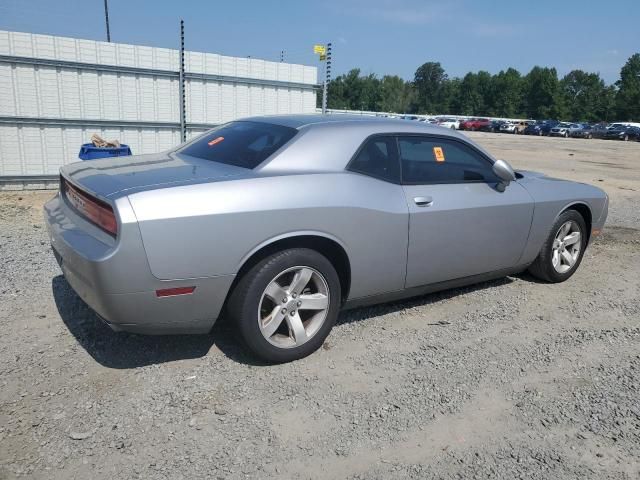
top-left (437, 118), bottom-right (460, 130)
top-left (500, 122), bottom-right (518, 134)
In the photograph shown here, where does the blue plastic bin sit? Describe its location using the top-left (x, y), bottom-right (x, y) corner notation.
top-left (78, 143), bottom-right (132, 160)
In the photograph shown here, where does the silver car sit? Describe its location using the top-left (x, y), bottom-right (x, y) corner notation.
top-left (550, 123), bottom-right (582, 138)
top-left (45, 115), bottom-right (608, 362)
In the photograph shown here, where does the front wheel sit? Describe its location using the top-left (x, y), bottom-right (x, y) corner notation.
top-left (227, 248), bottom-right (341, 363)
top-left (528, 210), bottom-right (587, 283)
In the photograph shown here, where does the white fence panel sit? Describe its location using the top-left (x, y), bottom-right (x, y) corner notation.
top-left (0, 29), bottom-right (318, 187)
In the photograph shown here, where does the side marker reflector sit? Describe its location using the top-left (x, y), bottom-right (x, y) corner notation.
top-left (156, 286), bottom-right (196, 297)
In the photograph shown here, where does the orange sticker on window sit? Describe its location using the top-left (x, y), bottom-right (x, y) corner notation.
top-left (433, 146), bottom-right (445, 162)
top-left (208, 136), bottom-right (224, 146)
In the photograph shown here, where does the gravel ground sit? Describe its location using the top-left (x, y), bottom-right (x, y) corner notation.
top-left (1, 134), bottom-right (639, 479)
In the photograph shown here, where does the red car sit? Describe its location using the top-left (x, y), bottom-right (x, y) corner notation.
top-left (460, 118), bottom-right (491, 131)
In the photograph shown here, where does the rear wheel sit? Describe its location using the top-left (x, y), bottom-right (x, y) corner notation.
top-left (227, 248), bottom-right (341, 363)
top-left (528, 210), bottom-right (587, 283)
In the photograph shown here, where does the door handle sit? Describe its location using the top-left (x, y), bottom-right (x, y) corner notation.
top-left (414, 196), bottom-right (433, 207)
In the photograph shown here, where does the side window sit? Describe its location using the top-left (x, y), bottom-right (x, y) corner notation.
top-left (349, 136), bottom-right (400, 183)
top-left (398, 136), bottom-right (499, 185)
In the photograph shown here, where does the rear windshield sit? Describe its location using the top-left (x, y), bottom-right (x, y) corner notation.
top-left (179, 121), bottom-right (297, 169)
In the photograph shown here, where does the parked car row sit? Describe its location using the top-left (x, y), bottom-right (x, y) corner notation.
top-left (389, 114), bottom-right (640, 141)
top-left (457, 119), bottom-right (534, 134)
top-left (540, 121), bottom-right (640, 141)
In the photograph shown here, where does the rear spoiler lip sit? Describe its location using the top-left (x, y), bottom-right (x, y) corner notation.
top-left (59, 170), bottom-right (117, 208)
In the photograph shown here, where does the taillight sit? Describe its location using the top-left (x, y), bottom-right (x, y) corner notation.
top-left (62, 178), bottom-right (118, 236)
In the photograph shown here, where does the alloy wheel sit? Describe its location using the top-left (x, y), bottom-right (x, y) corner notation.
top-left (551, 221), bottom-right (582, 274)
top-left (257, 266), bottom-right (330, 348)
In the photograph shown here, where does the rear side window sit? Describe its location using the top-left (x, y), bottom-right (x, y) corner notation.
top-left (179, 121), bottom-right (297, 169)
top-left (398, 136), bottom-right (499, 185)
top-left (348, 136), bottom-right (400, 183)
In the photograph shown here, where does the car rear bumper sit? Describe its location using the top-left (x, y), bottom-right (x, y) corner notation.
top-left (45, 194), bottom-right (235, 334)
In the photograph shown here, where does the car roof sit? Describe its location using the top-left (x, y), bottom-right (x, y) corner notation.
top-left (238, 114), bottom-right (464, 136)
top-left (240, 114), bottom-right (498, 173)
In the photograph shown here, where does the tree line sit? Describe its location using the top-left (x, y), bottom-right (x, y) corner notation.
top-left (324, 53), bottom-right (640, 122)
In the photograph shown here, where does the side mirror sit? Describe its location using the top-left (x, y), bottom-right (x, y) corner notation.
top-left (493, 159), bottom-right (516, 192)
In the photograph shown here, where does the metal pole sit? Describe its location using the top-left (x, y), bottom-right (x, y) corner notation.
top-left (103, 0), bottom-right (111, 42)
top-left (178, 20), bottom-right (186, 142)
top-left (322, 42), bottom-right (332, 114)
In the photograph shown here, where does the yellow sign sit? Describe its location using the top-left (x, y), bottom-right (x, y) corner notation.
top-left (433, 146), bottom-right (445, 162)
top-left (313, 44), bottom-right (326, 55)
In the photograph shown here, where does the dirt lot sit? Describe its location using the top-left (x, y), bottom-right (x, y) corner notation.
top-left (1, 133), bottom-right (639, 479)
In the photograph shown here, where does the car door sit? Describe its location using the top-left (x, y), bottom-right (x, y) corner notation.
top-left (399, 134), bottom-right (534, 289)
top-left (346, 135), bottom-right (409, 296)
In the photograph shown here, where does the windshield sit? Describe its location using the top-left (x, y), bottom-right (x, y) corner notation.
top-left (179, 121), bottom-right (298, 169)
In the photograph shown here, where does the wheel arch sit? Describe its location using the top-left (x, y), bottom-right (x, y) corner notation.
top-left (232, 232), bottom-right (352, 304)
top-left (559, 202), bottom-right (593, 243)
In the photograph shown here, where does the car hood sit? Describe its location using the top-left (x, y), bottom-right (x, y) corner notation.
top-left (61, 151), bottom-right (250, 199)
top-left (516, 170), bottom-right (547, 179)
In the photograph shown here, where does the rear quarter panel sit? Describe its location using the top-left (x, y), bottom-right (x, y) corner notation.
top-left (127, 172), bottom-right (409, 300)
top-left (517, 176), bottom-right (608, 264)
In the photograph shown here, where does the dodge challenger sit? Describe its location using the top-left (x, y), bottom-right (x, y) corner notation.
top-left (45, 115), bottom-right (608, 362)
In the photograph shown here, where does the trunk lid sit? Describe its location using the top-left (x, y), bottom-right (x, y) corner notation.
top-left (61, 152), bottom-right (250, 199)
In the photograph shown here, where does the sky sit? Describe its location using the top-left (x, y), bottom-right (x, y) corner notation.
top-left (1, 0), bottom-right (639, 84)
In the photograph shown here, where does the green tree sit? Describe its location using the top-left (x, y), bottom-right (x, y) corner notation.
top-left (523, 67), bottom-right (565, 119)
top-left (453, 72), bottom-right (483, 115)
top-left (413, 62), bottom-right (448, 113)
top-left (324, 58), bottom-right (627, 122)
top-left (615, 53), bottom-right (640, 121)
top-left (326, 69), bottom-right (381, 111)
top-left (490, 68), bottom-right (523, 117)
top-left (599, 85), bottom-right (617, 122)
top-left (439, 77), bottom-right (460, 114)
top-left (377, 75), bottom-right (416, 113)
top-left (561, 70), bottom-right (608, 122)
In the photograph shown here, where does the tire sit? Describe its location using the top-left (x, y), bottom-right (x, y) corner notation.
top-left (538, 130), bottom-right (543, 136)
top-left (564, 132), bottom-right (569, 138)
top-left (227, 248), bottom-right (341, 363)
top-left (451, 125), bottom-right (456, 130)
top-left (527, 210), bottom-right (588, 283)
top-left (623, 135), bottom-right (628, 142)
